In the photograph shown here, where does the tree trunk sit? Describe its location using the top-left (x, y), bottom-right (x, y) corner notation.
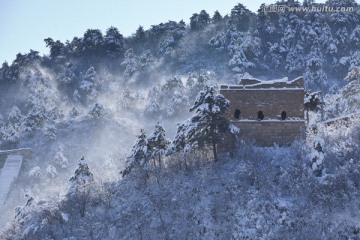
top-left (158, 154), bottom-right (161, 169)
top-left (212, 139), bottom-right (217, 162)
top-left (306, 109), bottom-right (309, 123)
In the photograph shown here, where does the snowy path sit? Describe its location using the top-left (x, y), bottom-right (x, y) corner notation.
top-left (0, 154), bottom-right (23, 206)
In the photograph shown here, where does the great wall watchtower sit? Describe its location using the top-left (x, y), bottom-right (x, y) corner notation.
top-left (220, 77), bottom-right (305, 146)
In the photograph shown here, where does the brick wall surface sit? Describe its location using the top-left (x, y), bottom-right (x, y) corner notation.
top-left (228, 121), bottom-right (305, 147)
top-left (221, 89), bottom-right (304, 120)
top-left (219, 77), bottom-right (305, 147)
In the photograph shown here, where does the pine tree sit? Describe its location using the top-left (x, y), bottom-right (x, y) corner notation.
top-left (212, 10), bottom-right (222, 24)
top-left (104, 26), bottom-right (125, 58)
top-left (304, 91), bottom-right (322, 123)
top-left (88, 103), bottom-right (107, 119)
top-left (121, 49), bottom-right (139, 76)
top-left (170, 122), bottom-right (190, 168)
top-left (122, 129), bottom-right (149, 177)
top-left (69, 157), bottom-right (94, 187)
top-left (134, 26), bottom-right (146, 42)
top-left (54, 146), bottom-right (69, 169)
top-left (44, 38), bottom-right (65, 59)
top-left (229, 3), bottom-right (253, 32)
top-left (181, 86), bottom-right (233, 161)
top-left (310, 137), bottom-right (325, 177)
top-left (82, 29), bottom-right (104, 57)
top-left (67, 157), bottom-right (94, 217)
top-left (8, 106), bottom-right (23, 126)
top-left (138, 49), bottom-right (155, 69)
top-left (80, 66), bottom-right (100, 102)
top-left (147, 123), bottom-right (170, 168)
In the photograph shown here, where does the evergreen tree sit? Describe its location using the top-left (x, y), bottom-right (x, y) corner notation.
top-left (134, 26), bottom-right (146, 42)
top-left (190, 13), bottom-right (200, 31)
top-left (229, 3), bottom-right (253, 32)
top-left (79, 66), bottom-right (100, 102)
top-left (67, 157), bottom-right (94, 217)
top-left (44, 38), bottom-right (66, 59)
top-left (147, 123), bottom-right (170, 168)
top-left (304, 91), bottom-right (322, 123)
top-left (82, 29), bottom-right (104, 57)
top-left (212, 10), bottom-right (222, 24)
top-left (208, 32), bottom-right (226, 51)
top-left (138, 49), bottom-right (155, 69)
top-left (122, 129), bottom-right (149, 177)
top-left (69, 157), bottom-right (94, 187)
top-left (54, 146), bottom-right (69, 169)
top-left (310, 137), bottom-right (325, 177)
top-left (8, 106), bottom-right (22, 122)
top-left (103, 26), bottom-right (125, 58)
top-left (170, 122), bottom-right (189, 168)
top-left (121, 49), bottom-right (139, 76)
top-left (88, 103), bottom-right (107, 118)
top-left (178, 86), bottom-right (233, 161)
top-left (198, 10), bottom-right (211, 28)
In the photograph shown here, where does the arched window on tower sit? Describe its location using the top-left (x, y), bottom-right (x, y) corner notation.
top-left (281, 111), bottom-right (287, 120)
top-left (234, 109), bottom-right (241, 119)
top-left (257, 111), bottom-right (264, 120)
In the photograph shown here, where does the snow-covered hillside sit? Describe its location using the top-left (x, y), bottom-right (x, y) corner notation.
top-left (1, 0), bottom-right (360, 238)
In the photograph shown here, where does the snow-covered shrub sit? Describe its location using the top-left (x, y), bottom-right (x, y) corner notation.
top-left (45, 164), bottom-right (58, 179)
top-left (68, 106), bottom-right (80, 119)
top-left (44, 125), bottom-right (56, 140)
top-left (54, 146), bottom-right (69, 169)
top-left (121, 48), bottom-right (138, 76)
top-left (310, 136), bottom-right (325, 177)
top-left (88, 103), bottom-right (109, 119)
top-left (29, 166), bottom-right (42, 180)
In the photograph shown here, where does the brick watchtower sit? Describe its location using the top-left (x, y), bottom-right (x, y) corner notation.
top-left (220, 77), bottom-right (305, 146)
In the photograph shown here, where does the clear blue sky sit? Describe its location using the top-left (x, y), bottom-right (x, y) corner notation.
top-left (0, 0), bottom-right (326, 64)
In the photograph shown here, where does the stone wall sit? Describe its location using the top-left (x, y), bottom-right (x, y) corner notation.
top-left (230, 120), bottom-right (305, 146)
top-left (220, 89), bottom-right (304, 120)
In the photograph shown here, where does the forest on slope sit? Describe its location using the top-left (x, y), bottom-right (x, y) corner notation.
top-left (1, 0), bottom-right (360, 239)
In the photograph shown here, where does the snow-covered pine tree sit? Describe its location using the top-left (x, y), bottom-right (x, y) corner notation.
top-left (45, 164), bottom-right (57, 180)
top-left (340, 66), bottom-right (360, 113)
top-left (304, 46), bottom-right (327, 90)
top-left (122, 129), bottom-right (149, 177)
top-left (121, 48), bottom-right (139, 76)
top-left (79, 66), bottom-right (100, 102)
top-left (212, 10), bottom-right (222, 24)
top-left (54, 146), bottom-right (69, 169)
top-left (69, 106), bottom-right (80, 119)
top-left (8, 106), bottom-right (23, 127)
top-left (144, 98), bottom-right (160, 118)
top-left (138, 49), bottom-right (155, 69)
top-left (304, 91), bottom-right (322, 123)
top-left (184, 86), bottom-right (233, 161)
top-left (117, 88), bottom-right (138, 110)
top-left (208, 31), bottom-right (226, 51)
top-left (67, 157), bottom-right (94, 217)
top-left (144, 84), bottom-right (161, 118)
top-left (310, 137), bottom-right (325, 177)
top-left (88, 103), bottom-right (107, 119)
top-left (103, 26), bottom-right (126, 59)
top-left (68, 157), bottom-right (94, 187)
top-left (147, 123), bottom-right (170, 168)
top-left (170, 122), bottom-right (190, 168)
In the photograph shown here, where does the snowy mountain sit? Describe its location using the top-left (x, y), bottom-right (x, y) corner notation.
top-left (1, 0), bottom-right (360, 239)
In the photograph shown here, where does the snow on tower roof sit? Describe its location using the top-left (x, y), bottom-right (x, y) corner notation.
top-left (220, 76), bottom-right (304, 90)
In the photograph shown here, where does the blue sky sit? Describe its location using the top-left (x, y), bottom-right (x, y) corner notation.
top-left (0, 0), bottom-right (326, 64)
